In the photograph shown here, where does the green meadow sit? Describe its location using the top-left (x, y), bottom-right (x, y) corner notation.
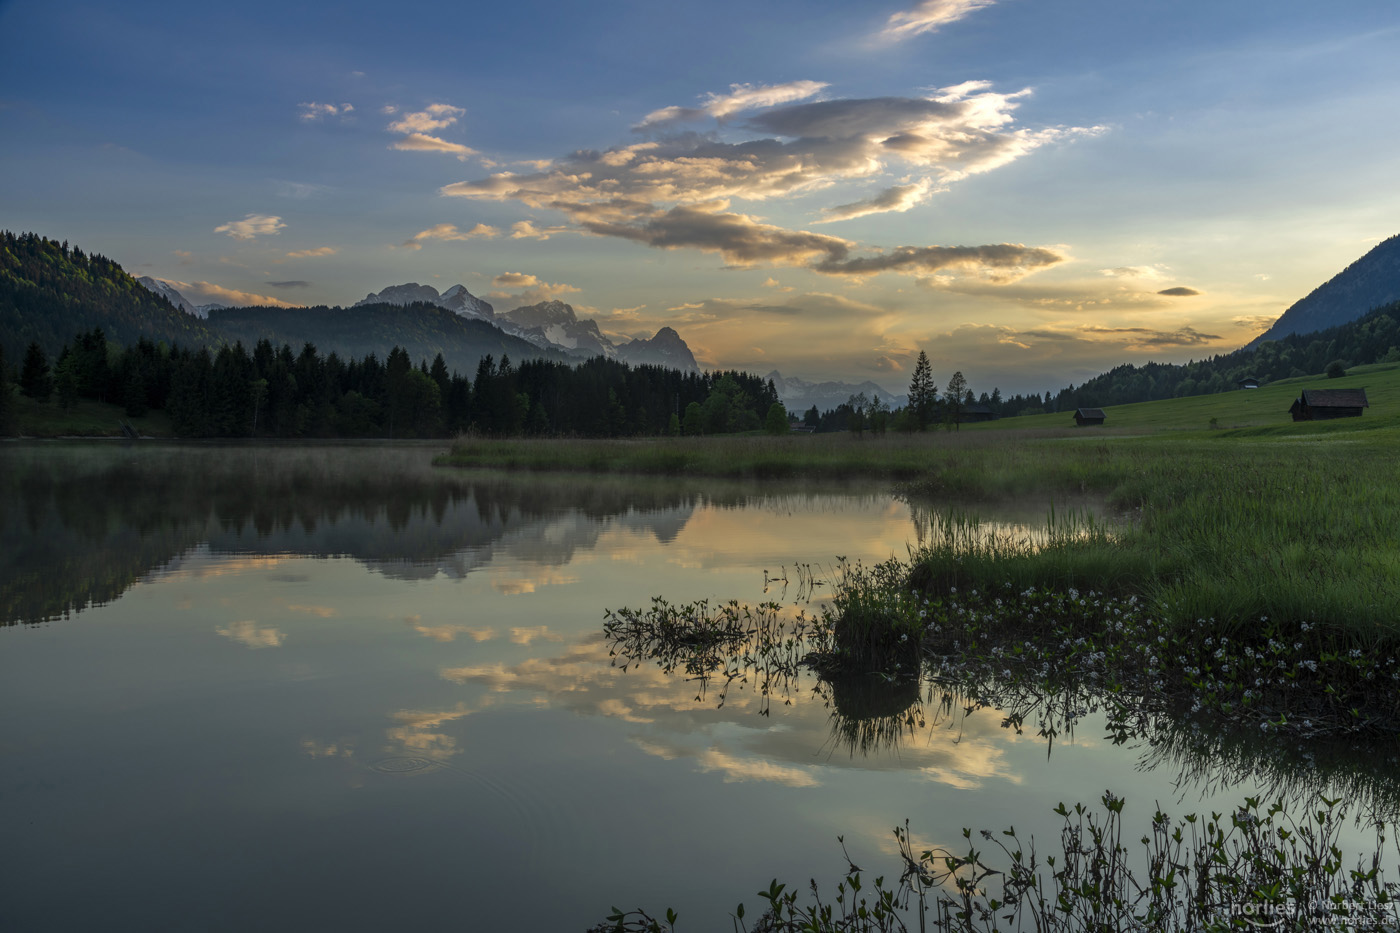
top-left (7, 394), bottom-right (174, 438)
top-left (442, 365), bottom-right (1400, 646)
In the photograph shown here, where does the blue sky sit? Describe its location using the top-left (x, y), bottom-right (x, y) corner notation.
top-left (3, 0), bottom-right (1398, 394)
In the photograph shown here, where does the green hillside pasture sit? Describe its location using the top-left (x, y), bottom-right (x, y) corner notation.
top-left (9, 395), bottom-right (173, 438)
top-left (967, 362), bottom-right (1400, 434)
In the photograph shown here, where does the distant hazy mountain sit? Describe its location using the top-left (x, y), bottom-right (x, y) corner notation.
top-left (208, 302), bottom-right (568, 374)
top-left (352, 282), bottom-right (496, 322)
top-left (498, 300), bottom-right (700, 371)
top-left (617, 326), bottom-right (698, 372)
top-left (136, 276), bottom-right (204, 318)
top-left (767, 371), bottom-right (908, 413)
top-left (1250, 234), bottom-right (1400, 346)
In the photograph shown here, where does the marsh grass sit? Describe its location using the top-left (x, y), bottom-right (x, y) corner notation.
top-left (597, 794), bottom-right (1400, 932)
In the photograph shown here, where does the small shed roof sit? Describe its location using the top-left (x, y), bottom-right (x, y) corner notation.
top-left (1075, 408), bottom-right (1106, 419)
top-left (1300, 388), bottom-right (1369, 408)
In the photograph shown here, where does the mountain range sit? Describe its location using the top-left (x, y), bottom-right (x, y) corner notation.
top-left (297, 280), bottom-right (698, 372)
top-left (765, 371), bottom-right (908, 414)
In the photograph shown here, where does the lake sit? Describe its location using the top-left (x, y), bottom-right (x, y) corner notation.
top-left (1, 442), bottom-right (1393, 931)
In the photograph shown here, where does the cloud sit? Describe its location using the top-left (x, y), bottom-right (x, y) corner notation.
top-left (874, 355), bottom-right (904, 372)
top-left (488, 276), bottom-right (581, 305)
top-left (1157, 286), bottom-right (1201, 297)
top-left (276, 181), bottom-right (331, 200)
top-left (160, 278), bottom-right (299, 308)
top-left (399, 223), bottom-right (498, 250)
top-left (1233, 314), bottom-right (1276, 330)
top-left (386, 104), bottom-right (475, 158)
top-left (267, 280), bottom-right (310, 288)
top-left (284, 246), bottom-right (338, 259)
top-left (510, 626), bottom-right (565, 645)
top-left (216, 620), bottom-right (285, 648)
top-left (509, 220), bottom-right (572, 240)
top-left (299, 101), bottom-right (354, 121)
top-left (577, 203), bottom-right (855, 268)
top-left (1078, 324), bottom-right (1221, 348)
top-left (441, 81), bottom-right (1094, 281)
top-left (877, 0), bottom-right (996, 42)
top-left (818, 180), bottom-right (934, 222)
top-left (391, 133), bottom-right (478, 158)
top-left (696, 747), bottom-right (820, 787)
top-left (817, 243), bottom-right (1065, 281)
top-left (214, 213), bottom-right (286, 240)
top-left (636, 80), bottom-right (829, 128)
top-left (388, 103), bottom-right (465, 134)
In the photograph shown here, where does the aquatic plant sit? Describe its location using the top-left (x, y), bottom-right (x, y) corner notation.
top-left (594, 793), bottom-right (1400, 932)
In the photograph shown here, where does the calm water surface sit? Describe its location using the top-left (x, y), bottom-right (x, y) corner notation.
top-left (0, 443), bottom-right (1392, 931)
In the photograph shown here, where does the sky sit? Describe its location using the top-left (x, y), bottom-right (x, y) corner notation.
top-left (2, 0), bottom-right (1398, 396)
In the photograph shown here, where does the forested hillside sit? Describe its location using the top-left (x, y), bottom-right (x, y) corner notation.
top-left (1044, 299), bottom-right (1400, 413)
top-left (0, 231), bottom-right (216, 363)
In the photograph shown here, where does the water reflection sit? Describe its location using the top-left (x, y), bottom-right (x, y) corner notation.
top-left (598, 595), bottom-right (1400, 820)
top-left (1, 443), bottom-right (871, 626)
top-left (3, 441), bottom-right (1397, 930)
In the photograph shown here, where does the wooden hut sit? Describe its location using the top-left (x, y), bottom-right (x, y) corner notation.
top-left (1237, 377), bottom-right (1259, 389)
top-left (1074, 407), bottom-right (1106, 426)
top-left (959, 403), bottom-right (997, 423)
top-left (1288, 388), bottom-right (1368, 421)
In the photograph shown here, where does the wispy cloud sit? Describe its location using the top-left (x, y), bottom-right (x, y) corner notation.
top-left (283, 246), bottom-right (338, 259)
top-left (298, 101), bottom-right (354, 121)
top-left (214, 213), bottom-right (285, 240)
top-left (1157, 286), bottom-right (1201, 297)
top-left (159, 278), bottom-right (299, 308)
top-left (216, 620), bottom-right (285, 648)
top-left (387, 103), bottom-right (464, 134)
top-left (818, 180), bottom-right (934, 223)
top-left (635, 80), bottom-right (828, 128)
top-left (877, 0), bottom-right (996, 42)
top-left (399, 222), bottom-right (498, 250)
top-left (509, 220), bottom-right (572, 240)
top-left (492, 272), bottom-right (539, 287)
top-left (487, 274), bottom-right (581, 305)
top-left (267, 280), bottom-right (310, 288)
top-left (391, 133), bottom-right (477, 158)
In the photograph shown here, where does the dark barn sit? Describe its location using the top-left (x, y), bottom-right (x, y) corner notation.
top-left (960, 403), bottom-right (997, 423)
top-left (1074, 407), bottom-right (1106, 426)
top-left (1289, 388), bottom-right (1369, 421)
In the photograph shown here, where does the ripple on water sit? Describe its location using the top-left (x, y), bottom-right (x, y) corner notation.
top-left (368, 756), bottom-right (438, 774)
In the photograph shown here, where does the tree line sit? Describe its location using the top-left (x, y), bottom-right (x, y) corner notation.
top-left (8, 329), bottom-right (784, 438)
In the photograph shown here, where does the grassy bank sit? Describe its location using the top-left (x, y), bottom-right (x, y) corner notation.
top-left (6, 394), bottom-right (174, 437)
top-left (441, 366), bottom-right (1400, 641)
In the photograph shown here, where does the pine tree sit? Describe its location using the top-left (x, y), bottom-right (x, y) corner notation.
top-left (944, 371), bottom-right (968, 431)
top-left (0, 344), bottom-right (14, 434)
top-left (20, 342), bottom-right (54, 402)
top-left (907, 350), bottom-right (935, 430)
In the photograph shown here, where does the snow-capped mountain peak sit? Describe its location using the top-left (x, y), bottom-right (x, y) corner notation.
top-left (136, 276), bottom-right (204, 317)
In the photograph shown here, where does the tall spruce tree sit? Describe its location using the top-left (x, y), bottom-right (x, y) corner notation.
top-left (0, 344), bottom-right (14, 434)
top-left (20, 342), bottom-right (54, 402)
top-left (907, 349), bottom-right (935, 430)
top-left (944, 371), bottom-right (968, 430)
